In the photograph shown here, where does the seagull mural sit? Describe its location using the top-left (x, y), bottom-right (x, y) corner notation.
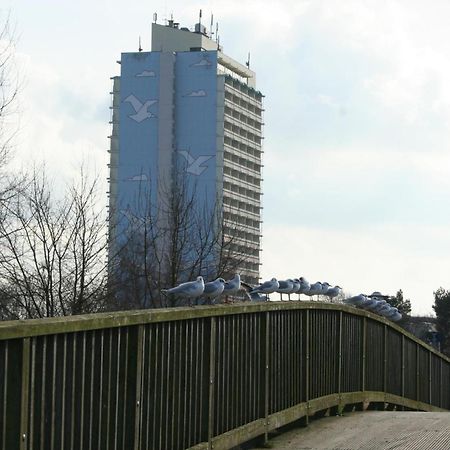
top-left (178, 150), bottom-right (214, 176)
top-left (123, 94), bottom-right (157, 122)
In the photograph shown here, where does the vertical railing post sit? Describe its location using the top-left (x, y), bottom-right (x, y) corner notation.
top-left (133, 325), bottom-right (144, 450)
top-left (416, 343), bottom-right (420, 406)
top-left (20, 338), bottom-right (30, 450)
top-left (338, 311), bottom-right (343, 404)
top-left (361, 317), bottom-right (366, 393)
top-left (383, 325), bottom-right (387, 394)
top-left (401, 335), bottom-right (405, 400)
top-left (428, 351), bottom-right (432, 405)
top-left (305, 309), bottom-right (310, 421)
top-left (207, 317), bottom-right (216, 449)
top-left (262, 311), bottom-right (270, 445)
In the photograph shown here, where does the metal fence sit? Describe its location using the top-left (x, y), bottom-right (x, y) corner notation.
top-left (0, 302), bottom-right (448, 450)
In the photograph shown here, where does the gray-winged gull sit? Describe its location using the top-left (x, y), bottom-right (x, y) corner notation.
top-left (223, 274), bottom-right (241, 302)
top-left (203, 278), bottom-right (226, 304)
top-left (277, 279), bottom-right (295, 301)
top-left (324, 285), bottom-right (342, 302)
top-left (298, 277), bottom-right (311, 300)
top-left (251, 278), bottom-right (279, 299)
top-left (161, 276), bottom-right (205, 306)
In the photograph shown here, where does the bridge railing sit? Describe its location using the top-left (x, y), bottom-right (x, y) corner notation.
top-left (0, 302), bottom-right (449, 450)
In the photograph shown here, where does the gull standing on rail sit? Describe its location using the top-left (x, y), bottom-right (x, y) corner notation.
top-left (223, 274), bottom-right (241, 303)
top-left (161, 276), bottom-right (205, 306)
top-left (344, 294), bottom-right (369, 307)
top-left (251, 278), bottom-right (279, 300)
top-left (306, 281), bottom-right (323, 300)
top-left (277, 279), bottom-right (295, 301)
top-left (298, 277), bottom-right (311, 300)
top-left (203, 278), bottom-right (226, 304)
top-left (291, 279), bottom-right (301, 299)
top-left (324, 285), bottom-right (342, 302)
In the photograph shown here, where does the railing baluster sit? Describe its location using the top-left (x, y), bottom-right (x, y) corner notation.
top-left (208, 317), bottom-right (216, 448)
top-left (20, 338), bottom-right (30, 450)
top-left (362, 317), bottom-right (366, 392)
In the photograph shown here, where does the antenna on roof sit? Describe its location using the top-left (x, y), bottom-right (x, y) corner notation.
top-left (199, 9), bottom-right (202, 28)
top-left (215, 22), bottom-right (219, 42)
top-left (139, 36), bottom-right (142, 52)
top-left (210, 13), bottom-right (214, 38)
top-left (246, 52), bottom-right (251, 68)
top-left (153, 12), bottom-right (157, 24)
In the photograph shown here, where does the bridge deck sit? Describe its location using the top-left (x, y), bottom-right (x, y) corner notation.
top-left (254, 412), bottom-right (450, 449)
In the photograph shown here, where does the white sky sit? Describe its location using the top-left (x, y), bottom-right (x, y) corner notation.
top-left (4, 0), bottom-right (450, 315)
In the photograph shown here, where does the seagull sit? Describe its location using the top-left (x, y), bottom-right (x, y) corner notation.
top-left (223, 274), bottom-right (241, 302)
top-left (203, 278), bottom-right (225, 304)
top-left (372, 299), bottom-right (388, 312)
top-left (298, 277), bottom-right (311, 300)
top-left (377, 304), bottom-right (392, 316)
top-left (360, 297), bottom-right (379, 311)
top-left (161, 276), bottom-right (205, 306)
top-left (379, 305), bottom-right (394, 317)
top-left (251, 278), bottom-right (279, 299)
top-left (344, 294), bottom-right (369, 307)
top-left (123, 94), bottom-right (157, 123)
top-left (321, 282), bottom-right (331, 296)
top-left (324, 285), bottom-right (342, 302)
top-left (387, 308), bottom-right (402, 322)
top-left (276, 279), bottom-right (295, 301)
top-left (248, 291), bottom-right (268, 302)
top-left (291, 279), bottom-right (301, 299)
top-left (306, 281), bottom-right (323, 300)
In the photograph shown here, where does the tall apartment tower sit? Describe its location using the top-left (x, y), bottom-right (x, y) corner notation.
top-left (109, 20), bottom-right (264, 285)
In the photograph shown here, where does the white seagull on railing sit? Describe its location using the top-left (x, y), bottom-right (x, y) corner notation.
top-left (203, 278), bottom-right (226, 304)
top-left (306, 281), bottom-right (324, 300)
top-left (161, 276), bottom-right (205, 306)
top-left (324, 285), bottom-right (342, 302)
top-left (298, 277), bottom-right (311, 300)
top-left (251, 278), bottom-right (279, 299)
top-left (277, 279), bottom-right (295, 301)
top-left (344, 294), bottom-right (369, 307)
top-left (223, 274), bottom-right (241, 302)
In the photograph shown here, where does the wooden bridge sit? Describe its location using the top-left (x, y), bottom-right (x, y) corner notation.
top-left (0, 302), bottom-right (449, 450)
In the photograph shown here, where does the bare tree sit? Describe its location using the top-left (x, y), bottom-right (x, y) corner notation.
top-left (109, 171), bottom-right (251, 309)
top-left (0, 12), bottom-right (19, 170)
top-left (0, 169), bottom-right (109, 319)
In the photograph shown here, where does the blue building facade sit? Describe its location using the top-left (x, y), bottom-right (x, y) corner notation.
top-left (109, 22), bottom-right (263, 291)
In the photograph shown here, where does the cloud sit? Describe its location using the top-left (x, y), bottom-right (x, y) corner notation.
top-left (135, 70), bottom-right (155, 77)
top-left (125, 174), bottom-right (148, 181)
top-left (184, 89), bottom-right (207, 97)
top-left (190, 58), bottom-right (212, 68)
top-left (261, 222), bottom-right (450, 315)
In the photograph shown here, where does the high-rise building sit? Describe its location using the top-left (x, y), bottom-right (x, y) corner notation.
top-left (108, 20), bottom-right (264, 285)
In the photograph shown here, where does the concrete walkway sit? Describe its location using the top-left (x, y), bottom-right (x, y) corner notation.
top-left (253, 412), bottom-right (450, 450)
